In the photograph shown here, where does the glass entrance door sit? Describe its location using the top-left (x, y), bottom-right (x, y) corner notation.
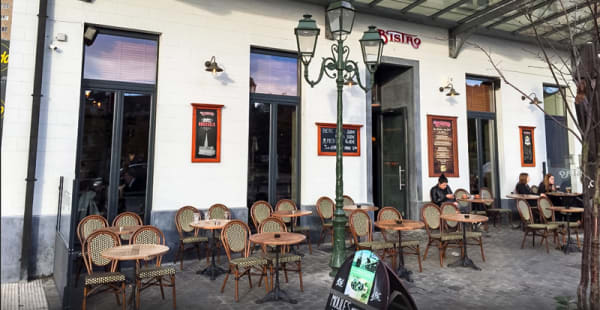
top-left (468, 117), bottom-right (498, 196)
top-left (373, 109), bottom-right (408, 216)
top-left (76, 90), bottom-right (152, 224)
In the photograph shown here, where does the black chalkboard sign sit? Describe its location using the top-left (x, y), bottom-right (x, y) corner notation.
top-left (317, 123), bottom-right (362, 156)
top-left (191, 103), bottom-right (223, 162)
top-left (519, 126), bottom-right (535, 167)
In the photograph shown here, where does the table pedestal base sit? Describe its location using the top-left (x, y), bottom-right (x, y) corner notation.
top-left (197, 264), bottom-right (226, 280)
top-left (256, 286), bottom-right (297, 304)
top-left (561, 241), bottom-right (581, 254)
top-left (447, 256), bottom-right (480, 270)
top-left (397, 265), bottom-right (413, 282)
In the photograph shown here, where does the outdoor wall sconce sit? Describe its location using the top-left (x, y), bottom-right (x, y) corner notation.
top-left (521, 93), bottom-right (542, 105)
top-left (205, 56), bottom-right (223, 75)
top-left (439, 82), bottom-right (460, 96)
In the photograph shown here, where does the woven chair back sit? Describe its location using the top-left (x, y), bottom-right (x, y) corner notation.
top-left (530, 185), bottom-right (539, 194)
top-left (421, 203), bottom-right (441, 231)
top-left (112, 212), bottom-right (142, 227)
top-left (516, 199), bottom-right (533, 224)
top-left (275, 199), bottom-right (297, 224)
top-left (316, 196), bottom-right (335, 221)
top-left (77, 215), bottom-right (108, 245)
top-left (441, 202), bottom-right (459, 229)
top-left (342, 195), bottom-right (354, 206)
top-left (84, 230), bottom-right (120, 271)
top-left (208, 203), bottom-right (230, 220)
top-left (250, 200), bottom-right (273, 229)
top-left (349, 209), bottom-right (372, 241)
top-left (453, 188), bottom-right (469, 208)
top-left (175, 206), bottom-right (201, 234)
top-left (480, 187), bottom-right (494, 206)
top-left (258, 217), bottom-right (287, 233)
top-left (538, 197), bottom-right (554, 221)
top-left (377, 207), bottom-right (401, 241)
top-left (131, 225), bottom-right (165, 245)
top-left (221, 220), bottom-right (250, 259)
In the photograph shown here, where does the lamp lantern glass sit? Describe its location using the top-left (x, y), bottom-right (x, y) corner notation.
top-left (295, 14), bottom-right (320, 65)
top-left (360, 25), bottom-right (383, 72)
top-left (327, 0), bottom-right (356, 41)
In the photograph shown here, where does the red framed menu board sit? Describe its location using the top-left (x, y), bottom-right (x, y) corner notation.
top-left (316, 123), bottom-right (362, 156)
top-left (191, 103), bottom-right (223, 162)
top-left (427, 115), bottom-right (459, 177)
top-left (519, 126), bottom-right (535, 167)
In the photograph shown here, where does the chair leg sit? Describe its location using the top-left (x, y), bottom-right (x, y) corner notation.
top-left (416, 245), bottom-right (423, 272)
top-left (114, 284), bottom-right (122, 305)
top-left (532, 232), bottom-right (535, 247)
top-left (283, 263), bottom-right (289, 283)
top-left (171, 275), bottom-right (176, 310)
top-left (438, 243), bottom-right (445, 267)
top-left (479, 237), bottom-right (485, 262)
top-left (306, 233), bottom-right (313, 254)
top-left (159, 277), bottom-right (165, 299)
top-left (136, 278), bottom-right (141, 310)
top-left (521, 231), bottom-right (528, 249)
top-left (122, 282), bottom-right (126, 310)
top-left (234, 269), bottom-right (240, 302)
top-left (423, 240), bottom-right (432, 261)
top-left (263, 266), bottom-right (269, 293)
top-left (318, 229), bottom-right (325, 248)
top-left (220, 266), bottom-right (230, 293)
top-left (177, 243), bottom-right (184, 270)
top-left (82, 286), bottom-right (88, 310)
top-left (248, 268), bottom-right (253, 288)
top-left (575, 229), bottom-right (581, 248)
top-left (297, 262), bottom-right (304, 292)
top-left (544, 231), bottom-right (550, 254)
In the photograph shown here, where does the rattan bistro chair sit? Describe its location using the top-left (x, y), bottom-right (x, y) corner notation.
top-left (377, 207), bottom-right (422, 272)
top-left (81, 230), bottom-right (126, 310)
top-left (174, 206), bottom-right (209, 270)
top-left (349, 209), bottom-right (394, 264)
top-left (258, 217), bottom-right (303, 292)
top-left (538, 197), bottom-right (579, 247)
top-left (75, 215), bottom-right (109, 287)
top-left (112, 212), bottom-right (143, 242)
top-left (516, 199), bottom-right (559, 253)
top-left (315, 196), bottom-right (335, 248)
top-left (442, 203), bottom-right (486, 262)
top-left (453, 188), bottom-right (470, 211)
top-left (250, 200), bottom-right (273, 231)
top-left (275, 199), bottom-right (312, 254)
top-left (440, 203), bottom-right (460, 233)
top-left (131, 226), bottom-right (176, 310)
top-left (421, 203), bottom-right (463, 267)
top-left (220, 220), bottom-right (269, 302)
top-left (480, 187), bottom-right (511, 227)
top-left (208, 203), bottom-right (231, 261)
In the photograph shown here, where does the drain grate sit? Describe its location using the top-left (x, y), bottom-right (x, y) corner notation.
top-left (1, 280), bottom-right (48, 310)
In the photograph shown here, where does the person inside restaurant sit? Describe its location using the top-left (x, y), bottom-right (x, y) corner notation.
top-left (430, 174), bottom-right (457, 206)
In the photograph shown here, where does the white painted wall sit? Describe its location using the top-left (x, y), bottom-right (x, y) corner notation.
top-left (1, 0), bottom-right (581, 223)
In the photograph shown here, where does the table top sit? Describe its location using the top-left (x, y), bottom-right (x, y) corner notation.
top-left (190, 219), bottom-right (231, 230)
top-left (506, 194), bottom-right (540, 200)
top-left (456, 197), bottom-right (494, 204)
top-left (374, 220), bottom-right (424, 231)
top-left (105, 225), bottom-right (143, 235)
top-left (548, 206), bottom-right (584, 213)
top-left (440, 213), bottom-right (489, 223)
top-left (343, 205), bottom-right (379, 212)
top-left (546, 192), bottom-right (582, 197)
top-left (271, 210), bottom-right (312, 218)
top-left (249, 232), bottom-right (306, 246)
top-left (102, 244), bottom-right (169, 261)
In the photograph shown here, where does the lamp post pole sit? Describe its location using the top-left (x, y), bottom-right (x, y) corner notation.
top-left (295, 2), bottom-right (384, 276)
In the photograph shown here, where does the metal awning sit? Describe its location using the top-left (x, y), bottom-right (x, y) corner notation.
top-left (292, 0), bottom-right (598, 58)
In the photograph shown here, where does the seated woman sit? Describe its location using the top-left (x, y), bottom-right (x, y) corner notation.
top-left (430, 174), bottom-right (457, 206)
top-left (516, 172), bottom-right (536, 206)
top-left (538, 173), bottom-right (556, 197)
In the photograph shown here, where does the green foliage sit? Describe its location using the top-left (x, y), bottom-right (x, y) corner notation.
top-left (554, 296), bottom-right (576, 310)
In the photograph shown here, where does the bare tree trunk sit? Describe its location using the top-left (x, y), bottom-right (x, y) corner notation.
top-left (590, 163), bottom-right (599, 310)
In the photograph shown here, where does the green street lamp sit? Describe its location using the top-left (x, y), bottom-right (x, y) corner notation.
top-left (295, 1), bottom-right (384, 276)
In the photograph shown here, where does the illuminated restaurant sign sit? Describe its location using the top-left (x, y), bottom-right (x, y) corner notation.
top-left (378, 29), bottom-right (421, 49)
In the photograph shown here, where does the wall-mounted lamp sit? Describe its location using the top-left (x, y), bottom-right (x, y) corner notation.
top-left (521, 93), bottom-right (542, 105)
top-left (439, 82), bottom-right (460, 96)
top-left (205, 56), bottom-right (223, 75)
top-left (84, 26), bottom-right (98, 46)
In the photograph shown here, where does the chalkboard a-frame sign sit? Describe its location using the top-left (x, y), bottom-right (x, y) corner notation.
top-left (317, 123), bottom-right (362, 156)
top-left (519, 126), bottom-right (535, 167)
top-left (191, 103), bottom-right (223, 163)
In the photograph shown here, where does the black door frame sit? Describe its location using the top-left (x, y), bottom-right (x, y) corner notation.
top-left (467, 111), bottom-right (501, 206)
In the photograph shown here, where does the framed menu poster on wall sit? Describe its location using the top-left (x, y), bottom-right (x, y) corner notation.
top-left (316, 123), bottom-right (362, 156)
top-left (191, 103), bottom-right (223, 162)
top-left (519, 126), bottom-right (535, 167)
top-left (427, 115), bottom-right (459, 177)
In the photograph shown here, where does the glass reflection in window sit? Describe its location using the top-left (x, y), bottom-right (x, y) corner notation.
top-left (250, 52), bottom-right (297, 96)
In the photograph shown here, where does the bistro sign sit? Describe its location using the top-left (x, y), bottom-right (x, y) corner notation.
top-left (377, 29), bottom-right (421, 49)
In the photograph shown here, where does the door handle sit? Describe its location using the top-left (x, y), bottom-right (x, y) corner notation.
top-left (398, 165), bottom-right (406, 190)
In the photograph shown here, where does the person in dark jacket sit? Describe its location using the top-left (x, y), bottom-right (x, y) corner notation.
top-left (515, 172), bottom-right (532, 194)
top-left (538, 173), bottom-right (556, 196)
top-left (430, 174), bottom-right (457, 206)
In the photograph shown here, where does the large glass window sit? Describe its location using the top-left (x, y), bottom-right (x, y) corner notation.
top-left (466, 79), bottom-right (495, 113)
top-left (543, 85), bottom-right (570, 188)
top-left (250, 52), bottom-right (298, 96)
top-left (543, 86), bottom-right (566, 116)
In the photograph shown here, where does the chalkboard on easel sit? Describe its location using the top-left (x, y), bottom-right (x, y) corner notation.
top-left (317, 123), bottom-right (362, 156)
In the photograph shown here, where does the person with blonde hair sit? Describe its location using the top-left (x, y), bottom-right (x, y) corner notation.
top-left (538, 173), bottom-right (556, 197)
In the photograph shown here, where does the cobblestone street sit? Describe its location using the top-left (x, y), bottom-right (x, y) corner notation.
top-left (45, 225), bottom-right (582, 310)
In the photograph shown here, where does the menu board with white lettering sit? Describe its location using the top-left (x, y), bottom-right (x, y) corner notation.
top-left (317, 123), bottom-right (362, 156)
top-left (191, 103), bottom-right (223, 162)
top-left (427, 115), bottom-right (459, 177)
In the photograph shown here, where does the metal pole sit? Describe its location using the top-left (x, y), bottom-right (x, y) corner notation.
top-left (329, 39), bottom-right (348, 276)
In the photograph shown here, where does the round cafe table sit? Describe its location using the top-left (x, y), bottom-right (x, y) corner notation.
top-left (342, 204), bottom-right (379, 212)
top-left (271, 210), bottom-right (312, 256)
top-left (440, 213), bottom-right (488, 270)
top-left (105, 225), bottom-right (143, 241)
top-left (456, 197), bottom-right (494, 214)
top-left (190, 219), bottom-right (230, 280)
top-left (250, 232), bottom-right (305, 304)
top-left (102, 244), bottom-right (169, 309)
top-left (374, 220), bottom-right (424, 282)
top-left (549, 206), bottom-right (583, 254)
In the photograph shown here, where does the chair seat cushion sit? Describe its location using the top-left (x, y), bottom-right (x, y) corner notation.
top-left (527, 223), bottom-right (558, 230)
top-left (181, 236), bottom-right (208, 244)
top-left (430, 233), bottom-right (463, 241)
top-left (551, 221), bottom-right (580, 228)
top-left (393, 240), bottom-right (420, 247)
top-left (466, 231), bottom-right (482, 238)
top-left (358, 241), bottom-right (394, 250)
top-left (137, 266), bottom-right (176, 278)
top-left (85, 272), bottom-right (125, 285)
top-left (230, 256), bottom-right (268, 268)
top-left (487, 208), bottom-right (511, 213)
top-left (293, 226), bottom-right (310, 232)
top-left (471, 211), bottom-right (487, 215)
top-left (265, 253), bottom-right (302, 263)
